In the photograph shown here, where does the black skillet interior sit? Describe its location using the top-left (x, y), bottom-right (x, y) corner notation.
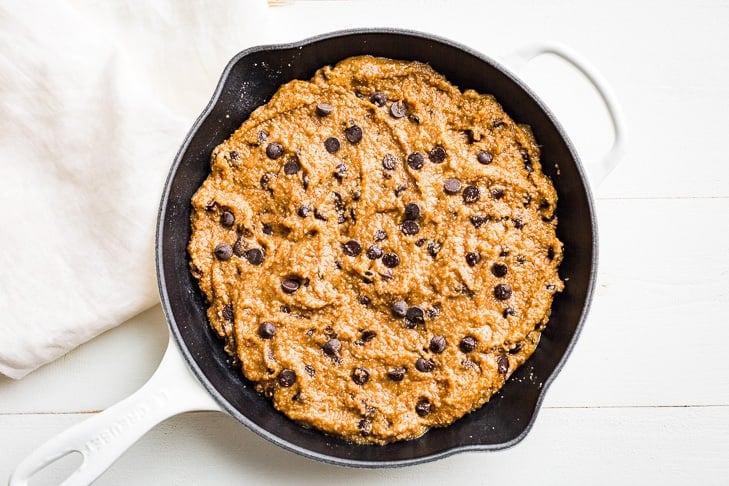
top-left (157, 29), bottom-right (597, 467)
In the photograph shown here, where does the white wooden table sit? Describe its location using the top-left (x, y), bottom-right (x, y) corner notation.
top-left (3, 1), bottom-right (729, 484)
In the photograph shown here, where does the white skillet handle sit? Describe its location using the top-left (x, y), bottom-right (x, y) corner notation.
top-left (502, 42), bottom-right (627, 187)
top-left (9, 336), bottom-right (223, 486)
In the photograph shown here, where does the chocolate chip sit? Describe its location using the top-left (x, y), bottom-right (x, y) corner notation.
top-left (444, 178), bottom-right (462, 194)
top-left (316, 103), bottom-right (334, 116)
top-left (494, 283), bottom-right (512, 300)
top-left (359, 295), bottom-right (371, 305)
top-left (205, 200), bottom-right (217, 211)
top-left (229, 150), bottom-right (240, 161)
top-left (382, 154), bottom-right (396, 170)
top-left (246, 248), bottom-right (264, 265)
top-left (513, 219), bottom-right (524, 229)
top-left (333, 163), bottom-right (347, 180)
top-left (305, 364), bottom-right (316, 376)
top-left (374, 229), bottom-right (387, 242)
top-left (427, 304), bottom-right (440, 319)
top-left (323, 338), bottom-right (341, 356)
top-left (352, 190), bottom-right (361, 201)
top-left (390, 100), bottom-right (407, 118)
top-left (222, 304), bottom-right (234, 322)
top-left (427, 241), bottom-right (442, 258)
top-left (406, 306), bottom-right (425, 325)
top-left (404, 203), bottom-right (422, 221)
top-left (459, 336), bottom-right (477, 353)
top-left (394, 185), bottom-right (407, 197)
top-left (352, 367), bottom-right (370, 385)
top-left (366, 245), bottom-right (383, 260)
top-left (415, 357), bottom-right (434, 372)
top-left (370, 91), bottom-right (387, 106)
top-left (333, 191), bottom-right (344, 208)
top-left (297, 205), bottom-right (311, 218)
top-left (392, 301), bottom-right (408, 318)
top-left (547, 284), bottom-right (556, 291)
top-left (407, 152), bottom-right (425, 170)
top-left (258, 130), bottom-right (268, 142)
top-left (415, 238), bottom-right (426, 247)
top-left (415, 398), bottom-right (432, 416)
top-left (214, 243), bottom-right (233, 260)
top-left (461, 283), bottom-right (475, 298)
top-left (490, 187), bottom-right (504, 199)
top-left (463, 185), bottom-right (480, 204)
top-left (358, 418), bottom-right (373, 435)
top-left (401, 220), bottom-right (420, 236)
top-left (428, 145), bottom-right (447, 163)
top-left (258, 321), bottom-right (276, 339)
top-left (509, 343), bottom-right (523, 354)
top-left (266, 142), bottom-right (284, 159)
top-left (344, 125), bottom-right (363, 144)
top-left (470, 215), bottom-right (488, 228)
top-left (521, 149), bottom-right (533, 172)
top-left (382, 252), bottom-right (400, 268)
top-left (497, 355), bottom-right (509, 374)
top-left (379, 270), bottom-right (393, 280)
top-left (429, 335), bottom-right (447, 354)
top-left (493, 118), bottom-right (506, 128)
top-left (466, 252), bottom-right (481, 266)
top-left (314, 209), bottom-right (328, 221)
top-left (342, 240), bottom-right (362, 257)
top-left (361, 330), bottom-right (376, 342)
top-left (324, 137), bottom-right (340, 154)
top-left (262, 223), bottom-right (273, 235)
top-left (547, 246), bottom-right (556, 260)
top-left (503, 307), bottom-right (515, 318)
top-left (283, 158), bottom-right (300, 175)
top-left (278, 369), bottom-right (297, 387)
top-left (408, 114), bottom-right (420, 124)
top-left (220, 210), bottom-right (235, 227)
top-left (491, 263), bottom-right (508, 278)
top-left (281, 277), bottom-right (301, 294)
top-left (477, 150), bottom-right (493, 165)
top-left (387, 367), bottom-right (406, 381)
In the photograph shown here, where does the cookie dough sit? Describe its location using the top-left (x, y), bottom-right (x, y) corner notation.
top-left (188, 56), bottom-right (563, 444)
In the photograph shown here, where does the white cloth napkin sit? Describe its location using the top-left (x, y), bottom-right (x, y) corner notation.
top-left (0, 0), bottom-right (272, 379)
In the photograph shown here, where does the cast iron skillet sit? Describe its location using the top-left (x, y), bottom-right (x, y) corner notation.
top-left (162, 29), bottom-right (600, 464)
top-left (12, 29), bottom-right (625, 484)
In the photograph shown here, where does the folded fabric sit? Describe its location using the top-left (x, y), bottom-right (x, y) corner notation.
top-left (0, 0), bottom-right (272, 378)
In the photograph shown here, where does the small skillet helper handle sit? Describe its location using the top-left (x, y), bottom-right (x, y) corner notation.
top-left (502, 42), bottom-right (627, 187)
top-left (9, 336), bottom-right (223, 486)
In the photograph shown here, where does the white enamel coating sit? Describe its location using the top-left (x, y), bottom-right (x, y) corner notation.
top-left (8, 337), bottom-right (222, 486)
top-left (502, 42), bottom-right (627, 187)
top-left (9, 42), bottom-right (625, 486)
